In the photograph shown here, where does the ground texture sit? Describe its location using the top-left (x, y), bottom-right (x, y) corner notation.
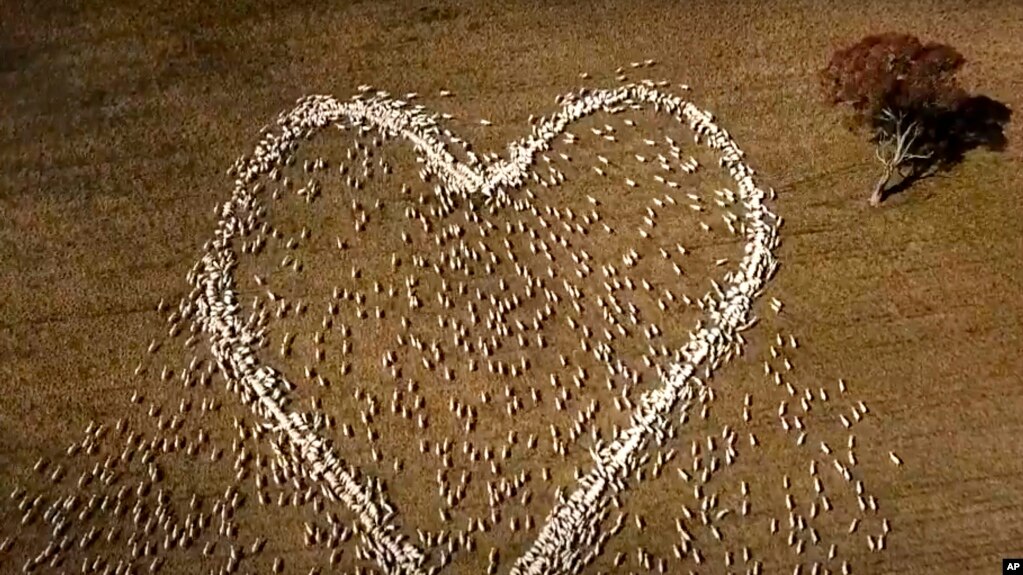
top-left (2, 1), bottom-right (1023, 574)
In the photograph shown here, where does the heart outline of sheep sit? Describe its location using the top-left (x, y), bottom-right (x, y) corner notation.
top-left (191, 83), bottom-right (780, 575)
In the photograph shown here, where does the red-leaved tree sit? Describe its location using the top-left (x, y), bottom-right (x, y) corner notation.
top-left (820, 33), bottom-right (1009, 206)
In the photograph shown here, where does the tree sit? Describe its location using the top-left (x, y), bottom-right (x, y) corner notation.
top-left (820, 33), bottom-right (1011, 206)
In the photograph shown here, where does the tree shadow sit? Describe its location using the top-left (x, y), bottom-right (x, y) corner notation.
top-left (883, 94), bottom-right (1012, 202)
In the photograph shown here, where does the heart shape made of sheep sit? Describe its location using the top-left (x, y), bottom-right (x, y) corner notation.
top-left (193, 83), bottom-right (779, 575)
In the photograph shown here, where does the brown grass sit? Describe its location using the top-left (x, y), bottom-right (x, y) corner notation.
top-left (2, 1), bottom-right (1022, 574)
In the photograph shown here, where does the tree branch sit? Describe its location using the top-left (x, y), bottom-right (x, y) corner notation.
top-left (874, 144), bottom-right (888, 164)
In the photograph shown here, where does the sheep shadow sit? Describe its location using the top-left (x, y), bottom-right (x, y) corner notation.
top-left (885, 94), bottom-right (1013, 200)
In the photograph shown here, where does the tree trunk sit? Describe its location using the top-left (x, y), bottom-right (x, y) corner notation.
top-left (870, 166), bottom-right (893, 206)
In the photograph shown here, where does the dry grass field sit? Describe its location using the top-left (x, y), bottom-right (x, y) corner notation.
top-left (2, 1), bottom-right (1023, 574)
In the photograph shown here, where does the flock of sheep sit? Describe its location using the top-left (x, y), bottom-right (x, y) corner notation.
top-left (195, 80), bottom-right (782, 575)
top-left (2, 69), bottom-right (898, 575)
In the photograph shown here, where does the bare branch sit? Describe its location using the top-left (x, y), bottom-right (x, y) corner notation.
top-left (902, 120), bottom-right (922, 150)
top-left (874, 145), bottom-right (888, 164)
